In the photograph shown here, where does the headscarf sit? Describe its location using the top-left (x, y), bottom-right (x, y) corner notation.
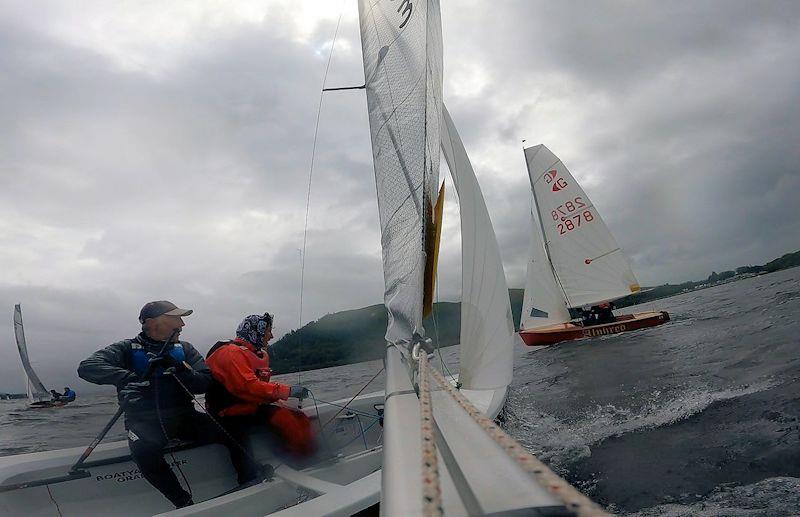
top-left (236, 313), bottom-right (273, 348)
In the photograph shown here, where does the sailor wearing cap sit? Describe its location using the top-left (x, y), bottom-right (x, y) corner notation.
top-left (78, 301), bottom-right (236, 509)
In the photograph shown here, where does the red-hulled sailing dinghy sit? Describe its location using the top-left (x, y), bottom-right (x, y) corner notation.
top-left (519, 311), bottom-right (670, 346)
top-left (519, 144), bottom-right (670, 346)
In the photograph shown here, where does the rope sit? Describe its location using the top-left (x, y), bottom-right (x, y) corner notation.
top-left (46, 484), bottom-right (64, 517)
top-left (427, 367), bottom-right (609, 517)
top-left (168, 372), bottom-right (278, 475)
top-left (154, 374), bottom-right (194, 498)
top-left (319, 366), bottom-right (384, 430)
top-left (417, 349), bottom-right (443, 516)
top-left (297, 0), bottom-right (347, 386)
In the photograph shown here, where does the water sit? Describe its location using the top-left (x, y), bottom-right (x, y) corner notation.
top-left (2, 268), bottom-right (798, 515)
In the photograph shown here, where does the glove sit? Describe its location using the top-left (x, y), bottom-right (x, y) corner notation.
top-left (289, 385), bottom-right (309, 400)
top-left (147, 352), bottom-right (188, 372)
top-left (120, 380), bottom-right (151, 405)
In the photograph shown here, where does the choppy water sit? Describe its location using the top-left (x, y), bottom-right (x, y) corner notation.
top-left (2, 268), bottom-right (799, 515)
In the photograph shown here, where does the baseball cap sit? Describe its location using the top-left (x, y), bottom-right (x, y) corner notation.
top-left (139, 301), bottom-right (193, 323)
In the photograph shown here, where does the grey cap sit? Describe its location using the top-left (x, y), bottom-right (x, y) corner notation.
top-left (138, 301), bottom-right (193, 323)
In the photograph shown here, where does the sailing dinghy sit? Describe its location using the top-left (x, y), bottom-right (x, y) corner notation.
top-left (13, 304), bottom-right (66, 409)
top-left (519, 144), bottom-right (669, 346)
top-left (1, 2), bottom-right (608, 515)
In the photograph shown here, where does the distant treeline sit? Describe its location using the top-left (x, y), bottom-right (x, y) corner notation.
top-left (613, 249), bottom-right (800, 309)
top-left (270, 249), bottom-right (799, 374)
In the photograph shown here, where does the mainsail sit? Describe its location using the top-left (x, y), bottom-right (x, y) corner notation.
top-left (524, 144), bottom-right (640, 308)
top-left (13, 304), bottom-right (50, 403)
top-left (359, 0), bottom-right (442, 345)
top-left (358, 0), bottom-right (443, 512)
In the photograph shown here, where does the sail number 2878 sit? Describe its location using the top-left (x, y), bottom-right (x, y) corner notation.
top-left (551, 197), bottom-right (594, 235)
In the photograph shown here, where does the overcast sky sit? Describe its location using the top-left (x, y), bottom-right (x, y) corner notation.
top-left (1, 1), bottom-right (798, 393)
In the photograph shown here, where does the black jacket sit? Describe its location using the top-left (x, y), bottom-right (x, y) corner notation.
top-left (78, 333), bottom-right (212, 419)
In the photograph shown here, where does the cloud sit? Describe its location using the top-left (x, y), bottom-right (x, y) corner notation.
top-left (1, 2), bottom-right (799, 391)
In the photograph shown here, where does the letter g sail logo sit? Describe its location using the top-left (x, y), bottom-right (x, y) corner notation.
top-left (543, 169), bottom-right (568, 192)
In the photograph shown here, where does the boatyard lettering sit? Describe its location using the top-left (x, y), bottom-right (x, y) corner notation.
top-left (583, 324), bottom-right (627, 337)
top-left (96, 459), bottom-right (188, 483)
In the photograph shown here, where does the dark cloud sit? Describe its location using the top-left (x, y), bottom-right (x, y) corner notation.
top-left (1, 2), bottom-right (799, 391)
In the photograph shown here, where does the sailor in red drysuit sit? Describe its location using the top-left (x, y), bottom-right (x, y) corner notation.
top-left (206, 313), bottom-right (314, 481)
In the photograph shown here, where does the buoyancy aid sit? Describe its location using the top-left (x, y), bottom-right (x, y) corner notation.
top-left (120, 335), bottom-right (197, 412)
top-left (129, 341), bottom-right (186, 377)
top-left (206, 339), bottom-right (288, 416)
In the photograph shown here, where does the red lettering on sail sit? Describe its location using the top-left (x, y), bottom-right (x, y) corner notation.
top-left (552, 177), bottom-right (568, 192)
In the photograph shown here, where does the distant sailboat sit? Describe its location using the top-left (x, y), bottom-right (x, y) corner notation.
top-left (519, 145), bottom-right (669, 346)
top-left (13, 304), bottom-right (65, 408)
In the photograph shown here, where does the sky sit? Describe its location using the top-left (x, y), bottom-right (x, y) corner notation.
top-left (1, 1), bottom-right (798, 392)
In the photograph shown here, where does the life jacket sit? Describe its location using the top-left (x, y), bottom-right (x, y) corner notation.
top-left (205, 340), bottom-right (272, 414)
top-left (121, 336), bottom-right (194, 412)
top-left (129, 341), bottom-right (186, 378)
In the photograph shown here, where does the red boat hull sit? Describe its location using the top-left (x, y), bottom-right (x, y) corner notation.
top-left (519, 311), bottom-right (670, 346)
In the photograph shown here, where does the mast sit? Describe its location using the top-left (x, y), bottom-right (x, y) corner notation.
top-left (526, 152), bottom-right (573, 309)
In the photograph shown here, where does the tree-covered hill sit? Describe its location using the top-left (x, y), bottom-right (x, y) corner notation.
top-left (270, 249), bottom-right (798, 374)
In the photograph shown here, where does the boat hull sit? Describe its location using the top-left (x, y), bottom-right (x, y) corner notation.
top-left (0, 392), bottom-right (385, 517)
top-left (519, 311), bottom-right (670, 346)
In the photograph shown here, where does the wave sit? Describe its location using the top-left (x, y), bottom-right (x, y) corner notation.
top-left (623, 476), bottom-right (800, 516)
top-left (773, 290), bottom-right (800, 305)
top-left (506, 379), bottom-right (778, 470)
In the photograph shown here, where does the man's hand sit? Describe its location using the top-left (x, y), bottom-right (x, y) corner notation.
top-left (147, 352), bottom-right (188, 371)
top-left (289, 385), bottom-right (309, 400)
top-left (120, 380), bottom-right (151, 405)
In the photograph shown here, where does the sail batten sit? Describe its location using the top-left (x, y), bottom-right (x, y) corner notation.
top-left (524, 144), bottom-right (639, 308)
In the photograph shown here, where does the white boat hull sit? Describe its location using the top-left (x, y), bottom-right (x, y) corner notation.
top-left (0, 392), bottom-right (385, 517)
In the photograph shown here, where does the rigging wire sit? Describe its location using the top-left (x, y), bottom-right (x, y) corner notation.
top-left (319, 366), bottom-right (384, 430)
top-left (297, 0), bottom-right (347, 387)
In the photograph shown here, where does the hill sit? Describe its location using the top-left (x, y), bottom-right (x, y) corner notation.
top-left (270, 249), bottom-right (799, 374)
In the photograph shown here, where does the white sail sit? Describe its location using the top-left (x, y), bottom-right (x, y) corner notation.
top-left (13, 304), bottom-right (50, 403)
top-left (358, 1), bottom-right (442, 514)
top-left (521, 209), bottom-right (572, 330)
top-left (524, 144), bottom-right (640, 308)
top-left (358, 0), bottom-right (442, 345)
top-left (440, 104), bottom-right (514, 391)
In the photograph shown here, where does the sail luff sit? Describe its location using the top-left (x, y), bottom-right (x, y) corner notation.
top-left (14, 304), bottom-right (50, 402)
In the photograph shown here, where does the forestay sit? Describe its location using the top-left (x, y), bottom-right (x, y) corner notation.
top-left (13, 304), bottom-right (50, 403)
top-left (524, 144), bottom-right (640, 308)
top-left (440, 104), bottom-right (513, 390)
